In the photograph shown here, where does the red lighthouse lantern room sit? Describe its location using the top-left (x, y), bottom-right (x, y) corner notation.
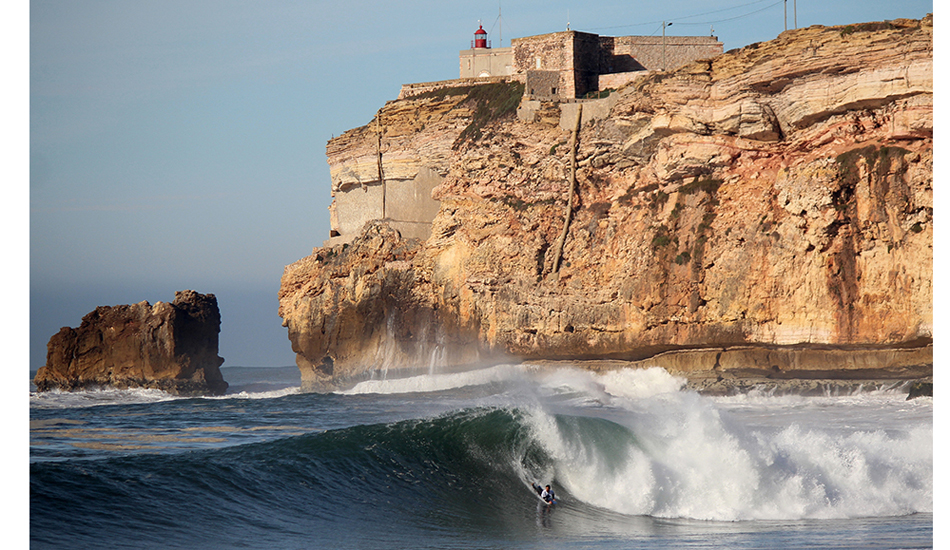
top-left (473, 24), bottom-right (488, 49)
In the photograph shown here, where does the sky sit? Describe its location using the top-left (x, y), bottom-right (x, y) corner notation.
top-left (24, 0), bottom-right (936, 371)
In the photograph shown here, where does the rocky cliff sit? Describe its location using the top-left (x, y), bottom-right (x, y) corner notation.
top-left (280, 16), bottom-right (933, 391)
top-left (34, 290), bottom-right (228, 396)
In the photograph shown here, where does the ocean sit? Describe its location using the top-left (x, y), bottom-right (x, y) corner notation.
top-left (30, 365), bottom-right (933, 549)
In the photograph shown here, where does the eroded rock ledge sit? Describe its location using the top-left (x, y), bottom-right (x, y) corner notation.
top-left (523, 345), bottom-right (933, 396)
top-left (280, 16), bottom-right (933, 391)
top-left (34, 290), bottom-right (228, 396)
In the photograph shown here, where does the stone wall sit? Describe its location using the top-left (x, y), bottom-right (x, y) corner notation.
top-left (598, 36), bottom-right (648, 72)
top-left (572, 31), bottom-right (605, 97)
top-left (525, 70), bottom-right (562, 99)
top-left (512, 32), bottom-right (575, 73)
top-left (509, 31), bottom-right (723, 98)
top-left (609, 35), bottom-right (723, 71)
top-left (398, 75), bottom-right (517, 100)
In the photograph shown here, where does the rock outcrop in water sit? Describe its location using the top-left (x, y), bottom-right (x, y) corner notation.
top-left (34, 290), bottom-right (228, 396)
top-left (279, 16), bottom-right (933, 391)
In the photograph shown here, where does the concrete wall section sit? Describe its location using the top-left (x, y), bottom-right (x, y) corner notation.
top-left (326, 167), bottom-right (442, 245)
top-left (517, 99), bottom-right (541, 122)
top-left (386, 166), bottom-right (442, 228)
top-left (331, 182), bottom-right (385, 238)
top-left (598, 71), bottom-right (648, 91)
top-left (387, 221), bottom-right (437, 241)
top-left (559, 94), bottom-right (621, 131)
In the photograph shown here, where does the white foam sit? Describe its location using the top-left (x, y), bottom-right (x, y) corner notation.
top-left (590, 366), bottom-right (687, 399)
top-left (207, 386), bottom-right (301, 400)
top-left (29, 387), bottom-right (177, 409)
top-left (337, 363), bottom-right (689, 400)
top-left (30, 384), bottom-right (303, 408)
top-left (521, 383), bottom-right (933, 521)
top-left (338, 364), bottom-right (530, 395)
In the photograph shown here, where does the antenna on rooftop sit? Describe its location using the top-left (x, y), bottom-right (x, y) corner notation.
top-left (784, 0), bottom-right (798, 30)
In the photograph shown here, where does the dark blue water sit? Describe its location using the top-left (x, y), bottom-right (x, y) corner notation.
top-left (30, 366), bottom-right (933, 549)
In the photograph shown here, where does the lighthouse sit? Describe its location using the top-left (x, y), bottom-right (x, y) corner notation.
top-left (460, 22), bottom-right (512, 78)
top-left (473, 24), bottom-right (489, 49)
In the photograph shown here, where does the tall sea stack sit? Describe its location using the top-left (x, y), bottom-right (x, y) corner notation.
top-left (34, 290), bottom-right (228, 396)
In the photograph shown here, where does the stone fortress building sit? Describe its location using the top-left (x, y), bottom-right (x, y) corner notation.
top-left (458, 24), bottom-right (722, 99)
top-left (325, 24), bottom-right (723, 247)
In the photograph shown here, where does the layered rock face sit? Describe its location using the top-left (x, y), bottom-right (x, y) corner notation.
top-left (280, 16), bottom-right (933, 390)
top-left (34, 290), bottom-right (228, 396)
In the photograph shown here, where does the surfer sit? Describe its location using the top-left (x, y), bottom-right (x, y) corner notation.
top-left (532, 482), bottom-right (556, 504)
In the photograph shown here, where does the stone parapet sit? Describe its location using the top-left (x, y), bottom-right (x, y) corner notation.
top-left (610, 35), bottom-right (724, 71)
top-left (398, 75), bottom-right (518, 99)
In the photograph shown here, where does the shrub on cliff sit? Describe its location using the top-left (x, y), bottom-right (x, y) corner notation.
top-left (454, 81), bottom-right (526, 148)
